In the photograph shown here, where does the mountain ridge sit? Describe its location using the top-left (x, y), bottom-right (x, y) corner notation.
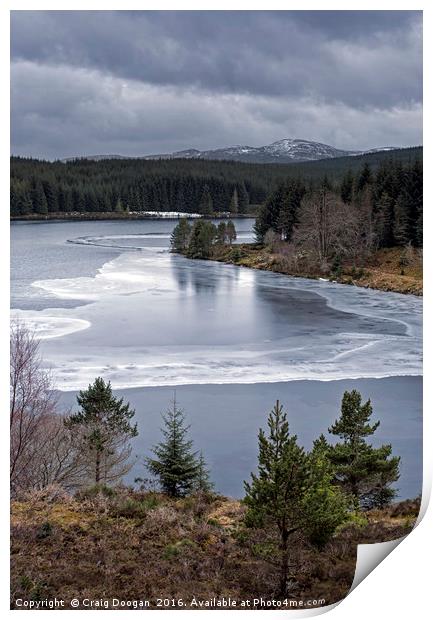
top-left (62, 138), bottom-right (401, 164)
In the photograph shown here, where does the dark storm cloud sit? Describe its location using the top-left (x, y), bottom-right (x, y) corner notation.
top-left (10, 11), bottom-right (422, 159)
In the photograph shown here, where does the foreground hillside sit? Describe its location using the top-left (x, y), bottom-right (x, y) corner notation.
top-left (11, 487), bottom-right (419, 610)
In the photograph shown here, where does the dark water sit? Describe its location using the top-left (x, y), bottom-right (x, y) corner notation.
top-left (57, 377), bottom-right (422, 500)
top-left (11, 219), bottom-right (423, 499)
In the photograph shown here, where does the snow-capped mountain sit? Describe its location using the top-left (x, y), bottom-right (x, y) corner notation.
top-left (62, 139), bottom-right (399, 164)
top-left (144, 139), bottom-right (397, 164)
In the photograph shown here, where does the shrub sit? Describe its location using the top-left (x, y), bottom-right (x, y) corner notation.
top-left (76, 484), bottom-right (116, 500)
top-left (36, 521), bottom-right (53, 540)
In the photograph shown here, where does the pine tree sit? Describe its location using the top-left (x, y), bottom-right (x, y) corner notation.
top-left (65, 377), bottom-right (138, 485)
top-left (393, 192), bottom-right (411, 246)
top-left (244, 401), bottom-right (348, 596)
top-left (146, 397), bottom-right (200, 497)
top-left (30, 180), bottom-right (48, 215)
top-left (302, 435), bottom-right (349, 549)
top-left (187, 220), bottom-right (217, 259)
top-left (328, 390), bottom-right (400, 509)
top-left (340, 170), bottom-right (354, 204)
top-left (226, 220), bottom-right (237, 245)
top-left (216, 221), bottom-right (227, 245)
top-left (254, 181), bottom-right (305, 243)
top-left (229, 188), bottom-right (239, 214)
top-left (42, 180), bottom-right (58, 213)
top-left (374, 192), bottom-right (394, 247)
top-left (170, 218), bottom-right (191, 252)
top-left (237, 182), bottom-right (249, 213)
top-left (114, 198), bottom-right (124, 213)
top-left (194, 451), bottom-right (214, 493)
top-left (198, 184), bottom-right (213, 215)
top-left (356, 163), bottom-right (372, 193)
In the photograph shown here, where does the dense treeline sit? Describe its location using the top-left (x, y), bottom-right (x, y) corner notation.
top-left (255, 159), bottom-right (423, 257)
top-left (10, 147), bottom-right (421, 217)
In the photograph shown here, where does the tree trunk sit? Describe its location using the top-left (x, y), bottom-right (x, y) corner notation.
top-left (95, 450), bottom-right (101, 484)
top-left (278, 529), bottom-right (289, 598)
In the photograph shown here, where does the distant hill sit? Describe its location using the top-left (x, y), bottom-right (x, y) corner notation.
top-left (61, 138), bottom-right (404, 165)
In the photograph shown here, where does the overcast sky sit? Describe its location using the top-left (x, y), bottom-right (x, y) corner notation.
top-left (11, 10), bottom-right (422, 160)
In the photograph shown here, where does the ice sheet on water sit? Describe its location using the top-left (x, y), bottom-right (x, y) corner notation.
top-left (16, 242), bottom-right (422, 389)
top-left (11, 311), bottom-right (90, 339)
top-left (32, 250), bottom-right (184, 301)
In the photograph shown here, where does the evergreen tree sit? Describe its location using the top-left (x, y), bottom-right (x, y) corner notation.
top-left (328, 390), bottom-right (400, 509)
top-left (254, 180), bottom-right (305, 242)
top-left (356, 163), bottom-right (372, 193)
top-left (237, 182), bottom-right (249, 213)
top-left (187, 220), bottom-right (217, 258)
top-left (30, 180), bottom-right (48, 215)
top-left (42, 180), bottom-right (58, 213)
top-left (114, 198), bottom-right (124, 213)
top-left (374, 192), bottom-right (394, 247)
top-left (216, 221), bottom-right (227, 245)
top-left (65, 377), bottom-right (138, 485)
top-left (146, 397), bottom-right (200, 497)
top-left (226, 220), bottom-right (237, 245)
top-left (393, 193), bottom-right (411, 246)
top-left (229, 188), bottom-right (239, 214)
top-left (194, 451), bottom-right (214, 493)
top-left (170, 218), bottom-right (191, 252)
top-left (198, 184), bottom-right (213, 215)
top-left (277, 186), bottom-right (301, 241)
top-left (302, 435), bottom-right (349, 549)
top-left (409, 159), bottom-right (423, 247)
top-left (340, 170), bottom-right (354, 204)
top-left (244, 401), bottom-right (348, 596)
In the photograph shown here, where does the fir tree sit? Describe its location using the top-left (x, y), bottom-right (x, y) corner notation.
top-left (374, 192), bottom-right (394, 247)
top-left (237, 182), bottom-right (249, 213)
top-left (187, 220), bottom-right (217, 259)
top-left (65, 377), bottom-right (138, 485)
top-left (226, 220), bottom-right (237, 245)
top-left (170, 217), bottom-right (191, 252)
top-left (328, 390), bottom-right (400, 509)
top-left (216, 221), bottom-right (227, 245)
top-left (194, 451), bottom-right (214, 493)
top-left (229, 188), bottom-right (239, 214)
top-left (146, 397), bottom-right (200, 497)
top-left (340, 170), bottom-right (354, 204)
top-left (30, 180), bottom-right (48, 215)
top-left (244, 401), bottom-right (348, 596)
top-left (356, 163), bottom-right (372, 193)
top-left (198, 184), bottom-right (213, 215)
top-left (302, 435), bottom-right (349, 549)
top-left (393, 193), bottom-right (411, 246)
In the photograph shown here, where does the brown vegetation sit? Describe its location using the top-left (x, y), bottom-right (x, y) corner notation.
top-left (10, 487), bottom-right (419, 610)
top-left (209, 243), bottom-right (422, 296)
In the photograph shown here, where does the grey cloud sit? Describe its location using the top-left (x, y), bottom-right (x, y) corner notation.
top-left (11, 61), bottom-right (422, 160)
top-left (11, 11), bottom-right (422, 108)
top-left (10, 11), bottom-right (422, 159)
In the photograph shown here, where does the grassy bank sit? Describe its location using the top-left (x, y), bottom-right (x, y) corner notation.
top-left (11, 487), bottom-right (418, 610)
top-left (208, 244), bottom-right (422, 296)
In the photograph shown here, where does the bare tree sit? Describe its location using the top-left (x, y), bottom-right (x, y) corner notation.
top-left (10, 323), bottom-right (58, 494)
top-left (10, 323), bottom-right (88, 494)
top-left (293, 189), bottom-right (372, 271)
top-left (29, 414), bottom-right (90, 491)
